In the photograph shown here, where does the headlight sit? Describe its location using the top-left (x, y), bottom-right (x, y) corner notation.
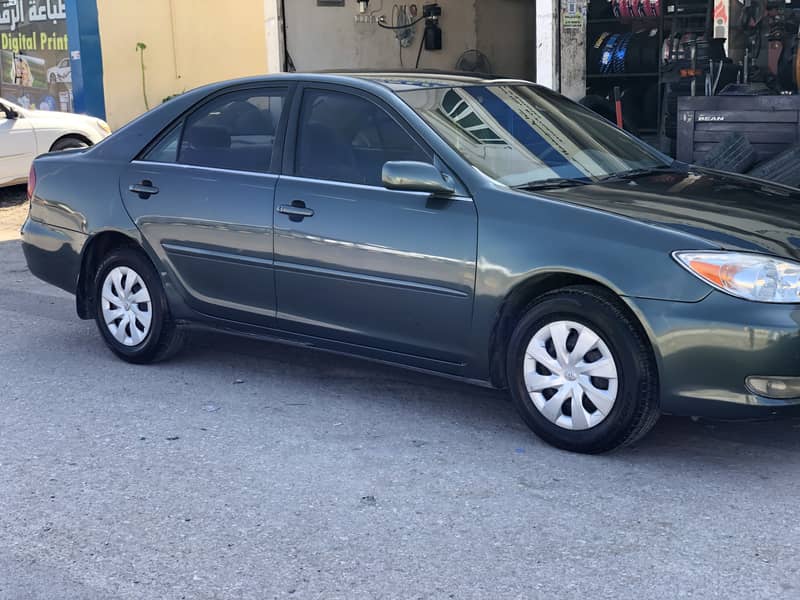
top-left (674, 251), bottom-right (800, 303)
top-left (96, 119), bottom-right (111, 135)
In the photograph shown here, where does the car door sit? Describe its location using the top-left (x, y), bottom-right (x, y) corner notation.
top-left (273, 85), bottom-right (478, 368)
top-left (121, 85), bottom-right (291, 327)
top-left (0, 104), bottom-right (37, 186)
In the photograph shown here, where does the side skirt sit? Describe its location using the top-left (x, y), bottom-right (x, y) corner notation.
top-left (176, 317), bottom-right (497, 391)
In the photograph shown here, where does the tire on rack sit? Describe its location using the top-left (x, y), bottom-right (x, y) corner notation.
top-left (700, 132), bottom-right (758, 173)
top-left (93, 246), bottom-right (185, 364)
top-left (506, 285), bottom-right (660, 454)
top-left (579, 94), bottom-right (639, 137)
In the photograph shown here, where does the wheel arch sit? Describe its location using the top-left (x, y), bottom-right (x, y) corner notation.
top-left (49, 133), bottom-right (93, 152)
top-left (76, 230), bottom-right (142, 319)
top-left (487, 270), bottom-right (659, 389)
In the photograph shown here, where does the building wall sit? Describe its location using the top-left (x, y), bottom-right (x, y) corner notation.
top-left (281, 0), bottom-right (479, 72)
top-left (96, 0), bottom-right (270, 129)
top-left (475, 0), bottom-right (536, 80)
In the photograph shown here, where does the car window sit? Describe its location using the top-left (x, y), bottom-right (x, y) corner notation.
top-left (145, 124), bottom-right (181, 163)
top-left (295, 89), bottom-right (429, 186)
top-left (144, 88), bottom-right (287, 173)
top-left (399, 85), bottom-right (670, 187)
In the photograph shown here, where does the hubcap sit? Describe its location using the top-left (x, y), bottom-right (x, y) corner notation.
top-left (101, 266), bottom-right (152, 347)
top-left (523, 320), bottom-right (619, 431)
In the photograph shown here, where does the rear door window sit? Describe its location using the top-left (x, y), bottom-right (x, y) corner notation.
top-left (144, 88), bottom-right (287, 173)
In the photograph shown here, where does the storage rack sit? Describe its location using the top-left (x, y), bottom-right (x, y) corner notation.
top-left (586, 1), bottom-right (713, 151)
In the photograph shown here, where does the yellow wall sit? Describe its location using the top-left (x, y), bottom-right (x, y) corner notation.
top-left (96, 0), bottom-right (270, 129)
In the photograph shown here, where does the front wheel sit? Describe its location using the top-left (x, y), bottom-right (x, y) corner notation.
top-left (51, 137), bottom-right (89, 152)
top-left (93, 247), bottom-right (184, 364)
top-left (506, 286), bottom-right (659, 454)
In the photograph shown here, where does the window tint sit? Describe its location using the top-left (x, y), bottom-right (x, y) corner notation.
top-left (295, 90), bottom-right (429, 186)
top-left (145, 88), bottom-right (287, 172)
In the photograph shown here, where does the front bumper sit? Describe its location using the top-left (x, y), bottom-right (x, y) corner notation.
top-left (629, 291), bottom-right (800, 419)
top-left (21, 217), bottom-right (86, 295)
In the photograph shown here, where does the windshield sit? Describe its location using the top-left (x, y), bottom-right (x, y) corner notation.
top-left (397, 84), bottom-right (670, 187)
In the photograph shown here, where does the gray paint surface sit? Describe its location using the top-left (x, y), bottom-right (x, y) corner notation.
top-left (2, 239), bottom-right (800, 599)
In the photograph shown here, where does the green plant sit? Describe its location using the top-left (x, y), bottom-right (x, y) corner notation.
top-left (162, 91), bottom-right (185, 104)
top-left (135, 42), bottom-right (149, 110)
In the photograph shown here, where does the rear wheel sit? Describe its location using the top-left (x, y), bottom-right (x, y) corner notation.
top-left (93, 247), bottom-right (184, 364)
top-left (506, 286), bottom-right (659, 453)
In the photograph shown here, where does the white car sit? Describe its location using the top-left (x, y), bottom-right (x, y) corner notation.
top-left (0, 98), bottom-right (111, 188)
top-left (47, 58), bottom-right (72, 84)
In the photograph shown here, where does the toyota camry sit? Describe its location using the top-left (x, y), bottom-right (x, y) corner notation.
top-left (21, 72), bottom-right (800, 453)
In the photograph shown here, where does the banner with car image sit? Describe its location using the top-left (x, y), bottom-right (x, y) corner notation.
top-left (0, 0), bottom-right (72, 111)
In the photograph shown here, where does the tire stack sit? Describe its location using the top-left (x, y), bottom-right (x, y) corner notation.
top-left (585, 28), bottom-right (661, 135)
top-left (588, 29), bottom-right (661, 76)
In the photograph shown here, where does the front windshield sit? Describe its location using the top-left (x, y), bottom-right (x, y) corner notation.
top-left (398, 84), bottom-right (670, 187)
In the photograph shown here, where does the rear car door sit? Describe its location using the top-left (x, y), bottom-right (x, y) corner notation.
top-left (121, 85), bottom-right (291, 326)
top-left (273, 85), bottom-right (478, 368)
top-left (0, 105), bottom-right (37, 186)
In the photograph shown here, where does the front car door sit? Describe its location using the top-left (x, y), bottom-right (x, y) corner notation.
top-left (121, 85), bottom-right (292, 326)
top-left (273, 85), bottom-right (478, 370)
top-left (0, 103), bottom-right (36, 186)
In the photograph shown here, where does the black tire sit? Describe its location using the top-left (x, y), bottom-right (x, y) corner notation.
top-left (579, 94), bottom-right (639, 137)
top-left (748, 145), bottom-right (800, 188)
top-left (93, 247), bottom-right (184, 364)
top-left (700, 132), bottom-right (758, 174)
top-left (51, 136), bottom-right (89, 152)
top-left (506, 286), bottom-right (660, 454)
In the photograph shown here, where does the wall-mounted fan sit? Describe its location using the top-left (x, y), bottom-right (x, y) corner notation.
top-left (455, 50), bottom-right (493, 75)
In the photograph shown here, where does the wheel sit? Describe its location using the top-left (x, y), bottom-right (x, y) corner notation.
top-left (49, 74), bottom-right (57, 84)
top-left (93, 247), bottom-right (184, 364)
top-left (51, 137), bottom-right (89, 152)
top-left (506, 286), bottom-right (659, 454)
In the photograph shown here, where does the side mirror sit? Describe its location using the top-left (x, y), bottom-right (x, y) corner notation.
top-left (382, 161), bottom-right (455, 195)
top-left (0, 104), bottom-right (18, 119)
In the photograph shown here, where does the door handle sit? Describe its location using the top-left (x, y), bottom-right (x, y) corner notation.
top-left (278, 200), bottom-right (314, 221)
top-left (129, 180), bottom-right (159, 199)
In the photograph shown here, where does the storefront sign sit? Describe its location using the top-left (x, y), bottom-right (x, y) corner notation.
top-left (0, 0), bottom-right (71, 111)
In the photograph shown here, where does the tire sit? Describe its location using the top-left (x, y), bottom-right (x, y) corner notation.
top-left (579, 95), bottom-right (639, 136)
top-left (93, 247), bottom-right (184, 364)
top-left (51, 137), bottom-right (89, 152)
top-left (700, 132), bottom-right (758, 174)
top-left (747, 145), bottom-right (800, 188)
top-left (506, 286), bottom-right (659, 454)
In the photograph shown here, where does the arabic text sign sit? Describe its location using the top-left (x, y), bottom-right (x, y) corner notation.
top-left (0, 0), bottom-right (66, 33)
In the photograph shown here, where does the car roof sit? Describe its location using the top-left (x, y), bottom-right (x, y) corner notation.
top-left (318, 70), bottom-right (533, 91)
top-left (195, 70), bottom-right (533, 93)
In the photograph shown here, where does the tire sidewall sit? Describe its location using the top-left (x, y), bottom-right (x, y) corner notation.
top-left (94, 249), bottom-right (168, 363)
top-left (507, 291), bottom-right (651, 452)
top-left (52, 139), bottom-right (88, 152)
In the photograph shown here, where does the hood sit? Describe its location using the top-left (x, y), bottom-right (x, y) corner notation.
top-left (537, 168), bottom-right (800, 261)
top-left (25, 107), bottom-right (101, 127)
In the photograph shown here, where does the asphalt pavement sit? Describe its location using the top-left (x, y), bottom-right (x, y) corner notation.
top-left (1, 228), bottom-right (800, 599)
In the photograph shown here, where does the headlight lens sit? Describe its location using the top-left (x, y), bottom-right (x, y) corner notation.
top-left (96, 119), bottom-right (111, 134)
top-left (674, 251), bottom-right (800, 303)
